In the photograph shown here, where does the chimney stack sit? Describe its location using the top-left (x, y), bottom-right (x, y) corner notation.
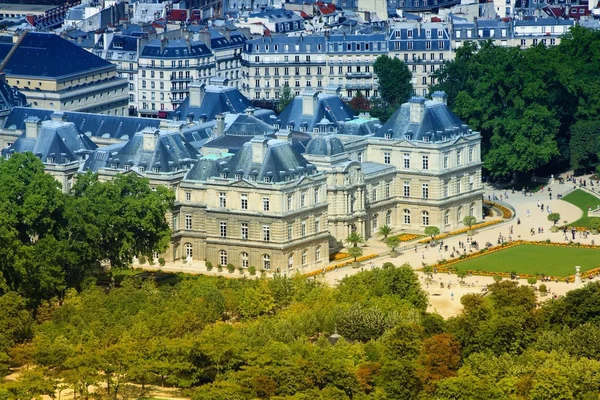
top-left (301, 89), bottom-right (318, 116)
top-left (215, 114), bottom-right (225, 136)
top-left (188, 80), bottom-right (204, 107)
top-left (409, 97), bottom-right (425, 124)
top-left (431, 91), bottom-right (447, 105)
top-left (142, 128), bottom-right (160, 151)
top-left (25, 117), bottom-right (41, 140)
top-left (251, 136), bottom-right (269, 164)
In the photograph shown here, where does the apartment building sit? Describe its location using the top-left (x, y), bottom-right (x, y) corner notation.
top-left (241, 33), bottom-right (387, 102)
top-left (137, 37), bottom-right (215, 118)
top-left (388, 21), bottom-right (453, 97)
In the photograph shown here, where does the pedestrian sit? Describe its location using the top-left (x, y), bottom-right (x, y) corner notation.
top-left (527, 209), bottom-right (530, 217)
top-left (451, 292), bottom-right (454, 301)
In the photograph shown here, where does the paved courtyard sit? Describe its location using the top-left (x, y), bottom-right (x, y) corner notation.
top-left (146, 173), bottom-right (600, 318)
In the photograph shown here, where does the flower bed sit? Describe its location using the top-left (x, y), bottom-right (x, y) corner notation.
top-left (330, 252), bottom-right (350, 261)
top-left (483, 200), bottom-right (513, 219)
top-left (306, 253), bottom-right (379, 277)
top-left (397, 233), bottom-right (424, 242)
top-left (418, 220), bottom-right (505, 243)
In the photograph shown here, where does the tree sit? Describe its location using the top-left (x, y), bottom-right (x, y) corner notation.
top-left (373, 55), bottom-right (412, 108)
top-left (424, 226), bottom-right (440, 242)
top-left (385, 236), bottom-right (400, 252)
top-left (345, 231), bottom-right (365, 247)
top-left (569, 120), bottom-right (600, 172)
top-left (417, 333), bottom-right (461, 390)
top-left (348, 90), bottom-right (371, 112)
top-left (590, 218), bottom-right (600, 231)
top-left (377, 225), bottom-right (393, 239)
top-left (462, 216), bottom-right (477, 230)
top-left (457, 270), bottom-right (468, 283)
top-left (278, 85), bottom-right (294, 112)
top-left (547, 213), bottom-right (561, 226)
top-left (347, 246), bottom-right (363, 263)
top-left (527, 277), bottom-right (537, 285)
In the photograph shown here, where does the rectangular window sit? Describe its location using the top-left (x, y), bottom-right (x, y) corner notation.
top-left (315, 217), bottom-right (320, 233)
top-left (263, 225), bottom-right (270, 241)
top-left (287, 194), bottom-right (293, 210)
top-left (422, 155), bottom-right (429, 170)
top-left (385, 182), bottom-right (391, 198)
top-left (457, 179), bottom-right (462, 194)
top-left (220, 221), bottom-right (227, 238)
top-left (371, 189), bottom-right (377, 202)
top-left (263, 197), bottom-right (270, 211)
top-left (185, 214), bottom-right (192, 230)
top-left (422, 184), bottom-right (429, 199)
top-left (457, 150), bottom-right (462, 166)
top-left (219, 192), bottom-right (226, 208)
top-left (443, 154), bottom-right (449, 169)
top-left (403, 153), bottom-right (410, 169)
top-left (300, 191), bottom-right (306, 207)
top-left (288, 223), bottom-right (293, 240)
top-left (314, 188), bottom-right (320, 204)
top-left (241, 223), bottom-right (248, 240)
top-left (185, 191), bottom-right (191, 202)
top-left (384, 152), bottom-right (391, 164)
top-left (301, 220), bottom-right (307, 237)
top-left (469, 147), bottom-right (474, 162)
top-left (241, 193), bottom-right (248, 210)
top-left (404, 181), bottom-right (410, 197)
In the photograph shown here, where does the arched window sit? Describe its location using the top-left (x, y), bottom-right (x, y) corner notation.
top-left (372, 213), bottom-right (379, 230)
top-left (219, 250), bottom-right (227, 266)
top-left (403, 209), bottom-right (411, 224)
top-left (288, 254), bottom-right (294, 270)
top-left (240, 252), bottom-right (249, 268)
top-left (421, 211), bottom-right (429, 226)
top-left (444, 210), bottom-right (450, 226)
top-left (457, 206), bottom-right (463, 221)
top-left (386, 210), bottom-right (392, 225)
top-left (315, 246), bottom-right (321, 262)
top-left (185, 243), bottom-right (193, 259)
top-left (262, 254), bottom-right (271, 270)
top-left (470, 202), bottom-right (476, 217)
top-left (302, 249), bottom-right (308, 265)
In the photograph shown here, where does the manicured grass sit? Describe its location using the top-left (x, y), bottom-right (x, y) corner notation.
top-left (562, 189), bottom-right (600, 227)
top-left (454, 244), bottom-right (600, 277)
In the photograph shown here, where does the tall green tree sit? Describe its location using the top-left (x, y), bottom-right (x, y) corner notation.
top-left (278, 85), bottom-right (294, 112)
top-left (569, 120), bottom-right (600, 172)
top-left (373, 55), bottom-right (413, 108)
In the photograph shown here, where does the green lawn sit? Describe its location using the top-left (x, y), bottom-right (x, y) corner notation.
top-left (561, 189), bottom-right (600, 227)
top-left (454, 244), bottom-right (600, 277)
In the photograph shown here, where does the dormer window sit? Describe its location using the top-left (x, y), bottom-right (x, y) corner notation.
top-left (124, 165), bottom-right (131, 171)
top-left (384, 133), bottom-right (392, 139)
top-left (423, 137), bottom-right (430, 142)
top-left (47, 157), bottom-right (54, 164)
top-left (111, 163), bottom-right (118, 169)
top-left (404, 135), bottom-right (411, 140)
top-left (220, 173), bottom-right (227, 179)
top-left (264, 176), bottom-right (271, 183)
top-left (139, 166), bottom-right (145, 172)
top-left (235, 174), bottom-right (242, 180)
top-left (152, 167), bottom-right (160, 173)
top-left (250, 175), bottom-right (256, 182)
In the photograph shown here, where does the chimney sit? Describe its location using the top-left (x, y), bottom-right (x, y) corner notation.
top-left (245, 107), bottom-right (255, 117)
top-left (275, 129), bottom-right (292, 143)
top-left (409, 97), bottom-right (425, 124)
top-left (25, 117), bottom-right (41, 140)
top-left (103, 31), bottom-right (114, 51)
top-left (188, 80), bottom-right (204, 107)
top-left (198, 29), bottom-right (211, 48)
top-left (432, 91), bottom-right (447, 105)
top-left (215, 114), bottom-right (225, 136)
top-left (186, 113), bottom-right (194, 123)
top-left (142, 128), bottom-right (160, 151)
top-left (51, 111), bottom-right (66, 122)
top-left (251, 136), bottom-right (269, 164)
top-left (301, 89), bottom-right (318, 116)
top-left (160, 37), bottom-right (168, 53)
top-left (199, 114), bottom-right (207, 123)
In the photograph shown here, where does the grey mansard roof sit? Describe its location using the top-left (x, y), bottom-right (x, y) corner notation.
top-left (278, 92), bottom-right (355, 132)
top-left (1, 107), bottom-right (161, 140)
top-left (376, 95), bottom-right (470, 142)
top-left (186, 136), bottom-right (315, 183)
top-left (82, 129), bottom-right (199, 173)
top-left (305, 134), bottom-right (345, 156)
top-left (2, 115), bottom-right (97, 164)
top-left (173, 85), bottom-right (275, 124)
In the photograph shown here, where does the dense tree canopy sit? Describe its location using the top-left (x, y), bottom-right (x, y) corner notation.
top-left (433, 26), bottom-right (600, 177)
top-left (0, 154), bottom-right (174, 307)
